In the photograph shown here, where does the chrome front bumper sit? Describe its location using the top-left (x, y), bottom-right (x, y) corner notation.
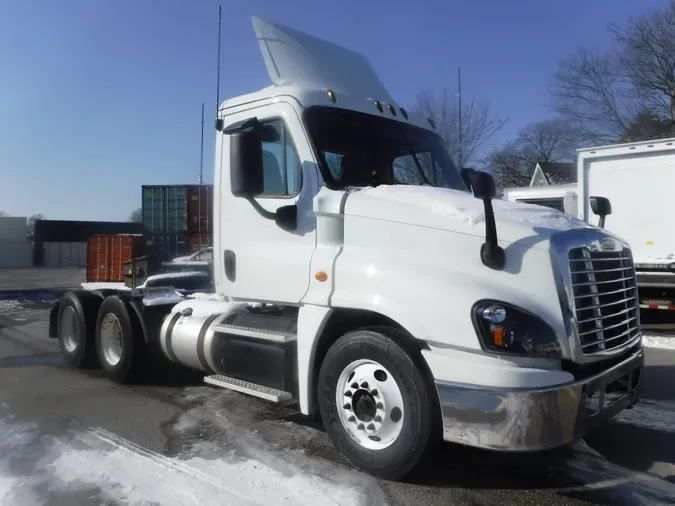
top-left (436, 347), bottom-right (644, 451)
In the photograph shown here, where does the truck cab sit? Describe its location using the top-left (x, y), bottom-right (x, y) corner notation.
top-left (50, 16), bottom-right (644, 481)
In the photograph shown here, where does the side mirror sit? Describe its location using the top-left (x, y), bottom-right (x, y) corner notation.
top-left (467, 171), bottom-right (504, 270)
top-left (460, 168), bottom-right (475, 191)
top-left (590, 196), bottom-right (612, 228)
top-left (468, 170), bottom-right (497, 199)
top-left (230, 131), bottom-right (264, 197)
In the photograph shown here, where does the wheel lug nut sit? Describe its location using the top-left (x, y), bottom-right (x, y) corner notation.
top-left (360, 381), bottom-right (369, 389)
top-left (343, 403), bottom-right (351, 410)
top-left (367, 423), bottom-right (375, 431)
top-left (351, 382), bottom-right (358, 389)
top-left (344, 391), bottom-right (353, 397)
top-left (374, 415), bottom-right (382, 423)
top-left (376, 402), bottom-right (383, 409)
top-left (348, 415), bottom-right (356, 422)
top-left (357, 423), bottom-right (365, 430)
top-left (370, 389), bottom-right (378, 397)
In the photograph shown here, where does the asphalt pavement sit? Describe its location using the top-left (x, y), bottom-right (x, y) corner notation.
top-left (1, 290), bottom-right (675, 504)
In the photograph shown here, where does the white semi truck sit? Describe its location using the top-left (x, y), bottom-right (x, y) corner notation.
top-left (49, 17), bottom-right (644, 480)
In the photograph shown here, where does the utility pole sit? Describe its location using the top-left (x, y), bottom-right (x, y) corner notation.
top-left (216, 5), bottom-right (222, 119)
top-left (458, 66), bottom-right (463, 167)
top-left (199, 102), bottom-right (205, 184)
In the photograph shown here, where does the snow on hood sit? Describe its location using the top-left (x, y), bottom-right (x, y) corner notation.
top-left (347, 185), bottom-right (595, 245)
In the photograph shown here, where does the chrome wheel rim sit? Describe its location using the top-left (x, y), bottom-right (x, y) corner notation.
top-left (336, 359), bottom-right (404, 450)
top-left (100, 313), bottom-right (123, 366)
top-left (60, 306), bottom-right (79, 353)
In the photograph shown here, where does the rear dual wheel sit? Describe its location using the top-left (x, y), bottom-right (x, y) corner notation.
top-left (56, 292), bottom-right (99, 368)
top-left (94, 295), bottom-right (145, 384)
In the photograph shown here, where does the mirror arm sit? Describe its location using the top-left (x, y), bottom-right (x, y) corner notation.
top-left (247, 197), bottom-right (277, 221)
top-left (246, 198), bottom-right (298, 231)
top-left (479, 197), bottom-right (506, 270)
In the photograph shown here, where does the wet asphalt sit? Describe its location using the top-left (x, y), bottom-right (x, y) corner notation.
top-left (1, 274), bottom-right (675, 504)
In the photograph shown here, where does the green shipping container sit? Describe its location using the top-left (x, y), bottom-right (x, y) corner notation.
top-left (142, 185), bottom-right (188, 233)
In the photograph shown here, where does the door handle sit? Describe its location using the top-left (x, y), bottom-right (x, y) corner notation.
top-left (224, 250), bottom-right (236, 282)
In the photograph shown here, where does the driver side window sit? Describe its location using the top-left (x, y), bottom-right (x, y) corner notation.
top-left (257, 119), bottom-right (303, 197)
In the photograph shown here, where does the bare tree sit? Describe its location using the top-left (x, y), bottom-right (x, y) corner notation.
top-left (129, 208), bottom-right (142, 223)
top-left (552, 1), bottom-right (675, 143)
top-left (413, 88), bottom-right (506, 168)
top-left (551, 48), bottom-right (633, 144)
top-left (27, 213), bottom-right (44, 236)
top-left (489, 118), bottom-right (578, 189)
top-left (612, 2), bottom-right (675, 126)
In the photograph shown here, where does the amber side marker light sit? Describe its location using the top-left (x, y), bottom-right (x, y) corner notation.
top-left (492, 326), bottom-right (504, 347)
top-left (315, 271), bottom-right (328, 282)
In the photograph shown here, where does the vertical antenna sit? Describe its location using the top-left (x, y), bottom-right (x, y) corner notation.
top-left (199, 102), bottom-right (205, 184)
top-left (458, 66), bottom-right (463, 167)
top-left (215, 5), bottom-right (222, 119)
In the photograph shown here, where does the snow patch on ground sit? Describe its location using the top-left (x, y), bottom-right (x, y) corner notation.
top-left (643, 334), bottom-right (675, 350)
top-left (0, 406), bottom-right (376, 506)
top-left (0, 300), bottom-right (22, 312)
top-left (612, 399), bottom-right (675, 434)
top-left (79, 282), bottom-right (129, 291)
top-left (562, 440), bottom-right (675, 505)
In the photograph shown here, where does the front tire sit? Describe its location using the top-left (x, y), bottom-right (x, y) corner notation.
top-left (317, 327), bottom-right (437, 480)
top-left (94, 296), bottom-right (144, 383)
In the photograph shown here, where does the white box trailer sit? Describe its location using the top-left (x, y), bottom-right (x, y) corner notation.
top-left (501, 184), bottom-right (579, 216)
top-left (577, 138), bottom-right (675, 314)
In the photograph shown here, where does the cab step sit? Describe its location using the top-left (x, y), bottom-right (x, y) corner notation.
top-left (204, 374), bottom-right (293, 402)
top-left (210, 323), bottom-right (296, 343)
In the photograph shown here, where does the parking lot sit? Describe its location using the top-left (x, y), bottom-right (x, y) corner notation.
top-left (1, 268), bottom-right (675, 505)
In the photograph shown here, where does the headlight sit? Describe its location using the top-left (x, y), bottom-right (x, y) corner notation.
top-left (472, 301), bottom-right (561, 358)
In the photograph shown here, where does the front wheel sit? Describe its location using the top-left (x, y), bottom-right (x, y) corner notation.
top-left (317, 327), bottom-right (438, 480)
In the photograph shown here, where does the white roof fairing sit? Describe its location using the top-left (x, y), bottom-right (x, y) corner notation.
top-left (251, 16), bottom-right (396, 105)
top-left (218, 17), bottom-right (434, 134)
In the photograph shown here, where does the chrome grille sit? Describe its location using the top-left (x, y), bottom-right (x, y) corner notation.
top-left (568, 247), bottom-right (640, 354)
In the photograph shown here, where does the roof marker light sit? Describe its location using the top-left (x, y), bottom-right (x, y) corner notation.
top-left (400, 108), bottom-right (408, 120)
top-left (387, 104), bottom-right (397, 116)
top-left (373, 100), bottom-right (383, 113)
top-left (428, 118), bottom-right (436, 129)
top-left (327, 89), bottom-right (336, 103)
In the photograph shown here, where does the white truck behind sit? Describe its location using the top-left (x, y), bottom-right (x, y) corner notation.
top-left (578, 138), bottom-right (675, 317)
top-left (48, 17), bottom-right (644, 480)
top-left (501, 184), bottom-right (579, 216)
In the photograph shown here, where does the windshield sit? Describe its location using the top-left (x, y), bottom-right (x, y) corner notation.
top-left (303, 106), bottom-right (467, 192)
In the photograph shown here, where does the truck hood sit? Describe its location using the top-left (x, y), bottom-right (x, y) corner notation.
top-left (341, 185), bottom-right (596, 246)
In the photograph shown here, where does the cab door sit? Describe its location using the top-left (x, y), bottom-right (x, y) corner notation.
top-left (215, 100), bottom-right (319, 304)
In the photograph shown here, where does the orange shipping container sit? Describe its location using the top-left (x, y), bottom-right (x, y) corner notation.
top-left (187, 185), bottom-right (214, 235)
top-left (87, 234), bottom-right (146, 282)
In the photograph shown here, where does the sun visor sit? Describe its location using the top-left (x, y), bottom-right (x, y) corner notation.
top-left (251, 16), bottom-right (395, 104)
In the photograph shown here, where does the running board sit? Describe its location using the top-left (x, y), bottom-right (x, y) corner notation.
top-left (204, 374), bottom-right (293, 402)
top-left (210, 323), bottom-right (296, 343)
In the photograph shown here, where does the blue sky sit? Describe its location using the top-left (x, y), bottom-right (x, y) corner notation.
top-left (0, 0), bottom-right (667, 221)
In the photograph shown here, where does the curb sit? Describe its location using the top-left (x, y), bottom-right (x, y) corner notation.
top-left (0, 288), bottom-right (71, 302)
